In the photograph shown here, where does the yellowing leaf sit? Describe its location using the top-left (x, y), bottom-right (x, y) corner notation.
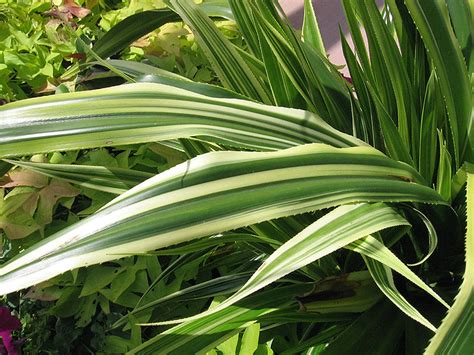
top-left (0, 169), bottom-right (48, 188)
top-left (36, 179), bottom-right (80, 225)
top-left (0, 212), bottom-right (40, 240)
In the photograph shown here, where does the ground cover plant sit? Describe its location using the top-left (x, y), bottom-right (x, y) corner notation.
top-left (0, 0), bottom-right (473, 353)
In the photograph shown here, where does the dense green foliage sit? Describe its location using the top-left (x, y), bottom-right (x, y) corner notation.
top-left (0, 0), bottom-right (472, 354)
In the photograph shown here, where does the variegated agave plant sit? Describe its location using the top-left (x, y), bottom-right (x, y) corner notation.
top-left (0, 0), bottom-right (472, 353)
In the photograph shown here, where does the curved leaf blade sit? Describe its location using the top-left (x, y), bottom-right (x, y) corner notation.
top-left (0, 83), bottom-right (361, 158)
top-left (146, 203), bottom-right (411, 326)
top-left (363, 257), bottom-right (436, 331)
top-left (348, 235), bottom-right (448, 308)
top-left (0, 144), bottom-right (444, 295)
top-left (3, 159), bottom-right (153, 194)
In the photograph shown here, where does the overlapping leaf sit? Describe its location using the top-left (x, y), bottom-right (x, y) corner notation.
top-left (0, 143), bottom-right (444, 294)
top-left (142, 203), bottom-right (421, 326)
top-left (0, 82), bottom-right (362, 158)
top-left (3, 159), bottom-right (152, 194)
top-left (425, 164), bottom-right (474, 353)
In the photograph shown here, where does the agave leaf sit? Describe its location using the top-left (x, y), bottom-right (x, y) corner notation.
top-left (145, 203), bottom-right (411, 326)
top-left (363, 257), bottom-right (436, 331)
top-left (347, 235), bottom-right (447, 309)
top-left (0, 82), bottom-right (362, 158)
top-left (425, 164), bottom-right (474, 354)
top-left (0, 144), bottom-right (445, 295)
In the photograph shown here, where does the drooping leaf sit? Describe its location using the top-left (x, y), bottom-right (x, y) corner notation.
top-left (0, 82), bottom-right (362, 158)
top-left (363, 257), bottom-right (436, 331)
top-left (347, 235), bottom-right (448, 309)
top-left (146, 203), bottom-right (411, 325)
top-left (0, 144), bottom-right (444, 295)
top-left (4, 159), bottom-right (153, 195)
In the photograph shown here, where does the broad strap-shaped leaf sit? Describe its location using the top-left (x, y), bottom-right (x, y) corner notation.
top-left (405, 0), bottom-right (472, 166)
top-left (146, 203), bottom-right (412, 325)
top-left (3, 159), bottom-right (153, 194)
top-left (0, 144), bottom-right (445, 295)
top-left (0, 82), bottom-right (362, 158)
top-left (425, 164), bottom-right (474, 354)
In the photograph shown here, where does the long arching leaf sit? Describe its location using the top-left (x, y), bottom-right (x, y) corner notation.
top-left (0, 83), bottom-right (361, 158)
top-left (0, 144), bottom-right (444, 295)
top-left (140, 203), bottom-right (416, 326)
top-left (3, 159), bottom-right (153, 194)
